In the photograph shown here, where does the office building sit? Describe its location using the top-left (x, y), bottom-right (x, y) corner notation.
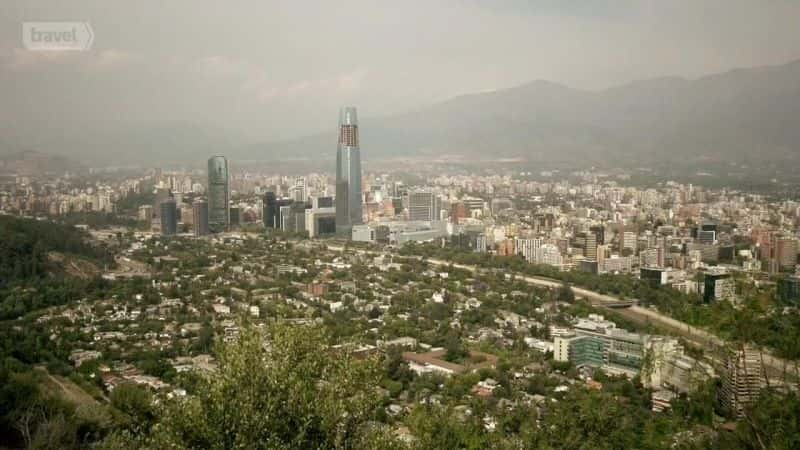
top-left (641, 267), bottom-right (670, 287)
top-left (207, 156), bottom-right (230, 233)
top-left (590, 225), bottom-right (605, 245)
top-left (335, 106), bottom-right (363, 234)
top-left (462, 198), bottom-right (485, 216)
top-left (312, 196), bottom-right (334, 209)
top-left (554, 315), bottom-right (648, 378)
top-left (697, 230), bottom-right (716, 245)
top-left (160, 197), bottom-right (177, 236)
top-left (292, 177), bottom-right (307, 202)
top-left (704, 272), bottom-right (735, 302)
top-left (180, 204), bottom-right (194, 227)
top-left (352, 224), bottom-right (377, 243)
top-left (284, 202), bottom-right (309, 233)
top-left (476, 234), bottom-right (488, 253)
top-left (408, 191), bottom-right (441, 221)
top-left (640, 247), bottom-right (662, 268)
top-left (596, 244), bottom-right (608, 272)
top-left (685, 242), bottom-right (720, 264)
top-left (193, 199), bottom-right (209, 236)
top-left (263, 192), bottom-right (278, 228)
top-left (514, 238), bottom-right (543, 263)
top-left (584, 232), bottom-right (598, 260)
top-left (622, 231), bottom-right (637, 254)
top-left (230, 206), bottom-right (241, 228)
top-left (275, 199), bottom-right (294, 229)
top-left (306, 210), bottom-right (337, 238)
top-left (535, 244), bottom-right (564, 267)
top-left (305, 197), bottom-right (336, 238)
top-left (771, 236), bottom-right (798, 273)
top-left (579, 260), bottom-right (599, 275)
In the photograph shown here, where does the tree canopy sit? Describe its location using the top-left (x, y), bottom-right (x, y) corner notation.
top-left (107, 325), bottom-right (397, 449)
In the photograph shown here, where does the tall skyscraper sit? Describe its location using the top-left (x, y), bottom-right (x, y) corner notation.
top-left (335, 106), bottom-right (363, 234)
top-left (584, 232), bottom-right (598, 261)
top-left (207, 156), bottom-right (230, 233)
top-left (263, 192), bottom-right (278, 228)
top-left (193, 199), bottom-right (209, 236)
top-left (160, 196), bottom-right (177, 236)
top-left (771, 235), bottom-right (798, 274)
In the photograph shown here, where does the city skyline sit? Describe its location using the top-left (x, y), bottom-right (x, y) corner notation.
top-left (0, 2), bottom-right (799, 447)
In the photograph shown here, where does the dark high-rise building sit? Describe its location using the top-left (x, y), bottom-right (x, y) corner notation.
top-left (285, 202), bottom-right (309, 234)
top-left (704, 272), bottom-right (734, 302)
top-left (266, 197), bottom-right (296, 231)
top-left (193, 199), bottom-right (209, 236)
top-left (777, 275), bottom-right (800, 306)
top-left (312, 196), bottom-right (334, 209)
top-left (640, 267), bottom-right (669, 287)
top-left (207, 156), bottom-right (230, 233)
top-left (263, 192), bottom-right (278, 228)
top-left (335, 106), bottom-right (363, 234)
top-left (160, 197), bottom-right (177, 236)
top-left (317, 216), bottom-right (337, 235)
top-left (590, 225), bottom-right (605, 245)
top-left (230, 206), bottom-right (241, 228)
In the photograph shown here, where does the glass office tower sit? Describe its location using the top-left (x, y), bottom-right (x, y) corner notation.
top-left (207, 155), bottom-right (229, 233)
top-left (335, 106), bottom-right (363, 234)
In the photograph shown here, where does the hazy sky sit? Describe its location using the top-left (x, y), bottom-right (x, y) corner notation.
top-left (1, 0), bottom-right (800, 142)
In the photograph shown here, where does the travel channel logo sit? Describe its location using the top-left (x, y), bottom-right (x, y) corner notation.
top-left (22, 22), bottom-right (94, 51)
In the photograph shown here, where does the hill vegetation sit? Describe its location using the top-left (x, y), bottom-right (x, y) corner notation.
top-left (0, 216), bottom-right (113, 319)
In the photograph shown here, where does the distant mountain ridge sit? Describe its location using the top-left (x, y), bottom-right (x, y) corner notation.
top-left (0, 148), bottom-right (78, 174)
top-left (253, 59), bottom-right (800, 166)
top-left (2, 59), bottom-right (799, 168)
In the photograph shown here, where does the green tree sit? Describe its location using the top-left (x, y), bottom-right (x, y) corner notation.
top-left (556, 281), bottom-right (575, 302)
top-left (725, 389), bottom-right (800, 450)
top-left (109, 383), bottom-right (156, 434)
top-left (109, 325), bottom-right (399, 449)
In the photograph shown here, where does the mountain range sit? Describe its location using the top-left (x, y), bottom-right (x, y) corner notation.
top-left (2, 59), bottom-right (800, 169)
top-left (258, 58), bottom-right (800, 167)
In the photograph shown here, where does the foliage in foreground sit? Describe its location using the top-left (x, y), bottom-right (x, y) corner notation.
top-left (105, 325), bottom-right (398, 449)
